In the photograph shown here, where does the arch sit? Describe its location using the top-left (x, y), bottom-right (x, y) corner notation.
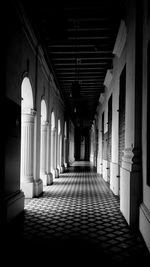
top-left (21, 77), bottom-right (33, 113)
top-left (51, 110), bottom-right (55, 130)
top-left (57, 119), bottom-right (61, 170)
top-left (41, 99), bottom-right (47, 123)
top-left (64, 121), bottom-right (67, 137)
top-left (58, 119), bottom-right (61, 134)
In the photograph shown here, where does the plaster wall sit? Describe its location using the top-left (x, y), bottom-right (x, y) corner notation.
top-left (139, 0), bottom-right (150, 252)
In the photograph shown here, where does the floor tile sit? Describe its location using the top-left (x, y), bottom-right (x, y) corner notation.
top-left (3, 162), bottom-right (150, 266)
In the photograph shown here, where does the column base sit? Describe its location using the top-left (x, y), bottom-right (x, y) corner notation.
top-left (55, 168), bottom-right (59, 178)
top-left (51, 169), bottom-right (55, 180)
top-left (90, 155), bottom-right (94, 164)
top-left (64, 163), bottom-right (67, 168)
top-left (100, 163), bottom-right (103, 175)
top-left (64, 162), bottom-right (69, 169)
top-left (120, 147), bottom-right (142, 226)
top-left (97, 157), bottom-right (101, 174)
top-left (69, 160), bottom-right (74, 166)
top-left (21, 181), bottom-right (35, 198)
top-left (47, 173), bottom-right (53, 185)
top-left (60, 165), bottom-right (65, 173)
top-left (103, 160), bottom-right (109, 182)
top-left (139, 203), bottom-right (150, 253)
top-left (3, 190), bottom-right (24, 223)
top-left (34, 179), bottom-right (43, 197)
top-left (110, 162), bottom-right (119, 196)
top-left (120, 167), bottom-right (142, 226)
top-left (41, 173), bottom-right (49, 186)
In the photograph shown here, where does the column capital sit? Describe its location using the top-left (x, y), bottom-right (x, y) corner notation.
top-left (31, 109), bottom-right (37, 116)
top-left (122, 147), bottom-right (142, 172)
top-left (22, 112), bottom-right (35, 124)
top-left (22, 107), bottom-right (36, 116)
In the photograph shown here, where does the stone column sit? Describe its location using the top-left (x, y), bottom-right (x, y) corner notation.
top-left (110, 97), bottom-right (119, 196)
top-left (55, 131), bottom-right (59, 178)
top-left (63, 137), bottom-right (67, 169)
top-left (46, 124), bottom-right (53, 185)
top-left (60, 134), bottom-right (65, 173)
top-left (51, 128), bottom-right (57, 178)
top-left (40, 121), bottom-right (48, 185)
top-left (21, 109), bottom-right (35, 198)
top-left (121, 147), bottom-right (142, 226)
top-left (57, 133), bottom-right (60, 171)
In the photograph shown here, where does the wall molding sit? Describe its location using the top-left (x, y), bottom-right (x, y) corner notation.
top-left (99, 93), bottom-right (105, 104)
top-left (104, 69), bottom-right (113, 88)
top-left (122, 147), bottom-right (142, 171)
top-left (113, 20), bottom-right (127, 58)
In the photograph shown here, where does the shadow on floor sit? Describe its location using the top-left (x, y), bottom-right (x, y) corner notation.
top-left (2, 162), bottom-right (150, 266)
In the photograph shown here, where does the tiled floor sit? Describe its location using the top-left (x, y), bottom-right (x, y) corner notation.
top-left (3, 162), bottom-right (150, 266)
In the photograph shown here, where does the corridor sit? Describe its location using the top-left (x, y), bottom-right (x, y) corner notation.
top-left (4, 162), bottom-right (149, 266)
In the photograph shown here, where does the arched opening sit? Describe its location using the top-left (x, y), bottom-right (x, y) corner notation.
top-left (21, 77), bottom-right (33, 113)
top-left (51, 111), bottom-right (56, 178)
top-left (51, 111), bottom-right (55, 129)
top-left (57, 119), bottom-right (62, 171)
top-left (80, 135), bottom-right (85, 160)
top-left (40, 99), bottom-right (48, 185)
top-left (58, 119), bottom-right (61, 134)
top-left (41, 99), bottom-right (47, 122)
top-left (21, 77), bottom-right (35, 198)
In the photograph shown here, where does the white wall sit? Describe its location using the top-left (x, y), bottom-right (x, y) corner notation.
top-left (139, 0), bottom-right (150, 253)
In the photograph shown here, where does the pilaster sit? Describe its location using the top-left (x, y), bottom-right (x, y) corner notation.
top-left (64, 137), bottom-right (68, 168)
top-left (120, 147), bottom-right (142, 226)
top-left (110, 162), bottom-right (119, 195)
top-left (51, 128), bottom-right (56, 178)
top-left (139, 203), bottom-right (150, 253)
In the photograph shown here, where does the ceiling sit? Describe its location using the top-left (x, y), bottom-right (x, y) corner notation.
top-left (19, 0), bottom-right (125, 129)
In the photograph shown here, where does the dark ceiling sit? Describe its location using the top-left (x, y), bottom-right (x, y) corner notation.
top-left (19, 0), bottom-right (125, 128)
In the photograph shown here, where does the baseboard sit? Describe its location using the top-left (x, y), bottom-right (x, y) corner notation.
top-left (139, 202), bottom-right (150, 253)
top-left (4, 190), bottom-right (24, 223)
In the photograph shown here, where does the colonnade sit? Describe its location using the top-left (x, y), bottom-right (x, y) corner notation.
top-left (3, 0), bottom-right (150, 253)
top-left (20, 77), bottom-right (75, 198)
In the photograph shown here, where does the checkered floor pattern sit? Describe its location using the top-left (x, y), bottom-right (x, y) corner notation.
top-left (4, 162), bottom-right (150, 266)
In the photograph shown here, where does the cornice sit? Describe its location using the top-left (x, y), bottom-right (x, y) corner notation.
top-left (99, 93), bottom-right (105, 104)
top-left (15, 2), bottom-right (37, 55)
top-left (113, 20), bottom-right (127, 58)
top-left (103, 69), bottom-right (113, 88)
top-left (15, 1), bottom-right (65, 107)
